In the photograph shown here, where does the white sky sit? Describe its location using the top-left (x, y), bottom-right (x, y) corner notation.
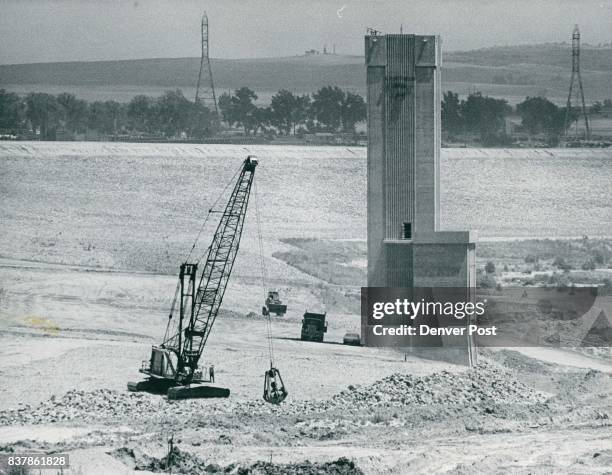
top-left (0, 0), bottom-right (611, 64)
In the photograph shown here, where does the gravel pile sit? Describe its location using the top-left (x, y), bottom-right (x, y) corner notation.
top-left (113, 446), bottom-right (362, 475)
top-left (226, 457), bottom-right (363, 475)
top-left (0, 388), bottom-right (284, 426)
top-left (0, 363), bottom-right (546, 426)
top-left (328, 362), bottom-right (546, 409)
top-left (0, 389), bottom-right (173, 425)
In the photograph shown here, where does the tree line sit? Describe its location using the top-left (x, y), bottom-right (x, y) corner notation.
top-left (218, 86), bottom-right (366, 135)
top-left (0, 86), bottom-right (366, 140)
top-left (0, 86), bottom-right (603, 144)
top-left (442, 91), bottom-right (586, 146)
top-left (0, 89), bottom-right (213, 140)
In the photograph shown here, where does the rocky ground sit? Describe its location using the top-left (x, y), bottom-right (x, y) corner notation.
top-left (1, 144), bottom-right (611, 473)
top-left (0, 351), bottom-right (610, 474)
top-left (0, 251), bottom-right (611, 474)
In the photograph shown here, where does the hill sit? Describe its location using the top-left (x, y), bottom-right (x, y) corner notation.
top-left (1, 44), bottom-right (611, 104)
top-left (0, 56), bottom-right (363, 93)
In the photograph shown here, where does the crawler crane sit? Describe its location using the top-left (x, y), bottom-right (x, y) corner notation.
top-left (128, 156), bottom-right (286, 402)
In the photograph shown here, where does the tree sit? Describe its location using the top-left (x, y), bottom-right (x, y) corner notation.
top-left (233, 87), bottom-right (259, 135)
top-left (461, 92), bottom-right (511, 145)
top-left (156, 90), bottom-right (193, 137)
top-left (516, 96), bottom-right (560, 137)
top-left (253, 106), bottom-right (272, 136)
top-left (127, 91), bottom-right (211, 138)
top-left (26, 93), bottom-right (62, 140)
top-left (340, 92), bottom-right (366, 132)
top-left (311, 86), bottom-right (344, 131)
top-left (485, 261), bottom-right (496, 274)
top-left (88, 100), bottom-right (125, 135)
top-left (56, 93), bottom-right (88, 133)
top-left (270, 89), bottom-right (297, 135)
top-left (185, 101), bottom-right (213, 138)
top-left (269, 92), bottom-right (312, 134)
top-left (441, 91), bottom-right (462, 135)
top-left (218, 87), bottom-right (261, 135)
top-left (552, 256), bottom-right (572, 273)
top-left (218, 92), bottom-right (235, 126)
top-left (292, 94), bottom-right (311, 134)
top-left (127, 95), bottom-right (154, 132)
top-left (581, 259), bottom-right (596, 271)
top-left (0, 89), bottom-right (25, 131)
top-left (591, 101), bottom-right (603, 115)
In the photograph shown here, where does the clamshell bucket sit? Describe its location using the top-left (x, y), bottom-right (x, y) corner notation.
top-left (263, 367), bottom-right (288, 404)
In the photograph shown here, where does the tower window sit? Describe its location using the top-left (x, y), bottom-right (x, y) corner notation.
top-left (403, 222), bottom-right (412, 239)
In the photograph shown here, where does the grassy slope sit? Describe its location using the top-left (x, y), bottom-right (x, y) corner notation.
top-left (2, 45), bottom-right (612, 103)
top-left (274, 237), bottom-right (612, 287)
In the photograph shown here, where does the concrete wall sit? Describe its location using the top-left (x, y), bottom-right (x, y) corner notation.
top-left (366, 33), bottom-right (477, 364)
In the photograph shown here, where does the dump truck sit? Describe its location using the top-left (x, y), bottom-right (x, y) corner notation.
top-left (300, 311), bottom-right (327, 342)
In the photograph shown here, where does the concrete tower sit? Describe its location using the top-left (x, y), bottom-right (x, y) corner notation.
top-left (365, 33), bottom-right (476, 361)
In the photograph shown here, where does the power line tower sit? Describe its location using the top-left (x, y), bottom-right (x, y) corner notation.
top-left (195, 12), bottom-right (219, 121)
top-left (563, 24), bottom-right (590, 141)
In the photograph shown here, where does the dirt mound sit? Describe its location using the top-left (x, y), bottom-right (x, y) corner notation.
top-left (111, 447), bottom-right (362, 475)
top-left (329, 362), bottom-right (546, 409)
top-left (0, 389), bottom-right (160, 426)
top-left (0, 363), bottom-right (548, 427)
top-left (226, 457), bottom-right (363, 474)
top-left (484, 349), bottom-right (555, 374)
top-left (112, 446), bottom-right (209, 473)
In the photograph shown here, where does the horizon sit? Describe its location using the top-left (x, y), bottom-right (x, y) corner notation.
top-left (3, 41), bottom-right (612, 67)
top-left (1, 0), bottom-right (611, 65)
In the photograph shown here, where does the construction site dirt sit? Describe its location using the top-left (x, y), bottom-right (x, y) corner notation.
top-left (0, 143), bottom-right (611, 474)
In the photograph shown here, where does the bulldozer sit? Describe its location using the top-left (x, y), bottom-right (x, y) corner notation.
top-left (262, 290), bottom-right (287, 316)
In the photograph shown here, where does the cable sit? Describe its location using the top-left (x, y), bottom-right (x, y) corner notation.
top-left (253, 174), bottom-right (276, 368)
top-left (184, 163), bottom-right (243, 263)
top-left (162, 280), bottom-right (181, 346)
top-left (164, 160), bottom-right (244, 349)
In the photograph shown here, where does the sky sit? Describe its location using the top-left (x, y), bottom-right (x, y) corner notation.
top-left (0, 0), bottom-right (611, 64)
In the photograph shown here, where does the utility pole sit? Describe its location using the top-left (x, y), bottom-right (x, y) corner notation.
top-left (195, 12), bottom-right (219, 123)
top-left (563, 24), bottom-right (590, 141)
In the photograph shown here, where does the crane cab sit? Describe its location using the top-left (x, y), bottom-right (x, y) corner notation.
top-left (145, 346), bottom-right (177, 379)
top-left (141, 346), bottom-right (205, 383)
top-left (245, 156), bottom-right (258, 171)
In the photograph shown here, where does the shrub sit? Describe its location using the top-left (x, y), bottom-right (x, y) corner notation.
top-left (552, 256), bottom-right (566, 267)
top-left (581, 260), bottom-right (596, 271)
top-left (553, 256), bottom-right (572, 272)
top-left (478, 274), bottom-right (497, 288)
top-left (533, 273), bottom-right (549, 283)
top-left (592, 250), bottom-right (606, 265)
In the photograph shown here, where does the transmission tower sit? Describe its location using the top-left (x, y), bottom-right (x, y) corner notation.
top-left (195, 12), bottom-right (219, 120)
top-left (563, 24), bottom-right (590, 141)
